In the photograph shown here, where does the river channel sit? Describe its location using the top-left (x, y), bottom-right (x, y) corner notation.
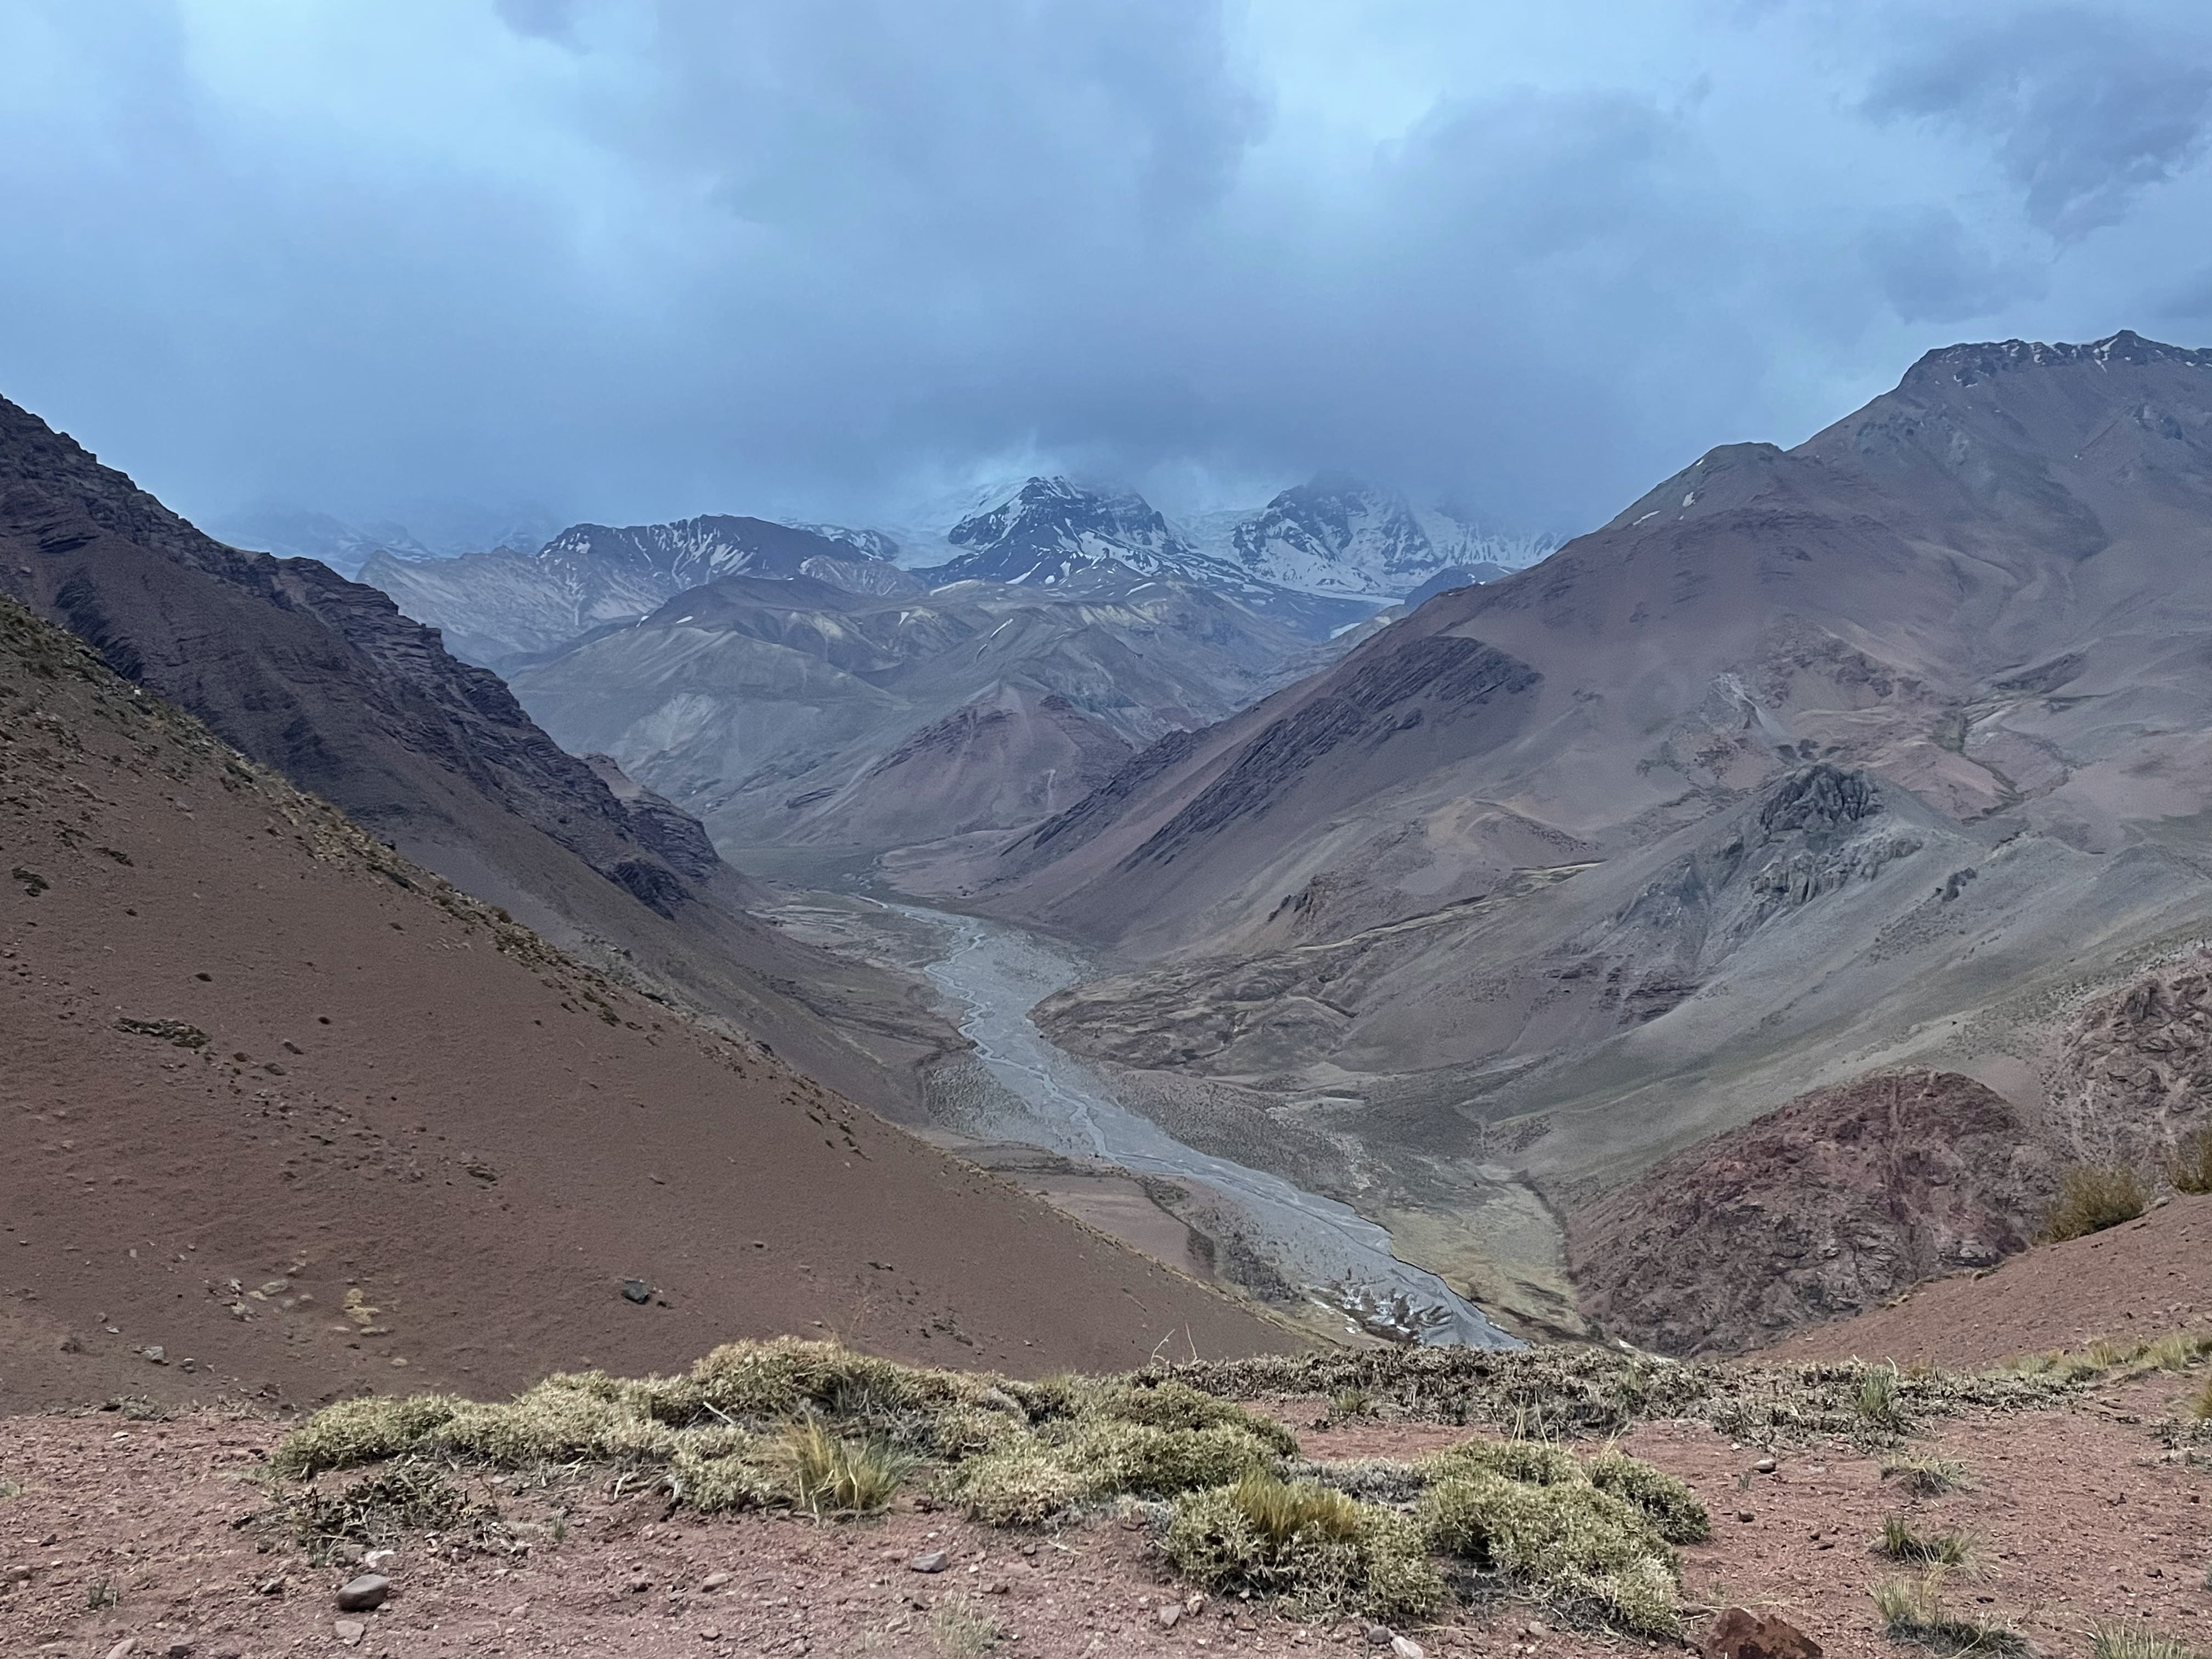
top-left (886, 903), bottom-right (1519, 1350)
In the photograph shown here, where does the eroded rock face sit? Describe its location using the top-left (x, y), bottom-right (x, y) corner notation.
top-left (2048, 951), bottom-right (2212, 1166)
top-left (1568, 1069), bottom-right (2055, 1356)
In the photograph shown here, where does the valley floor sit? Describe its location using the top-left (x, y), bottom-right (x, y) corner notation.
top-left (3, 1367), bottom-right (2204, 1659)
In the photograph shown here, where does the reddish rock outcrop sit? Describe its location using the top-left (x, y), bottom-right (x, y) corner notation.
top-left (1569, 1070), bottom-right (2055, 1355)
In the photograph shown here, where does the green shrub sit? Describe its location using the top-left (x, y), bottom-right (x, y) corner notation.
top-left (1416, 1465), bottom-right (1681, 1637)
top-left (1584, 1451), bottom-right (1711, 1543)
top-left (2043, 1164), bottom-right (2150, 1243)
top-left (1081, 1378), bottom-right (1299, 1454)
top-left (270, 1393), bottom-right (464, 1476)
top-left (942, 1437), bottom-right (1091, 1525)
top-left (1164, 1472), bottom-right (1444, 1621)
top-left (1065, 1419), bottom-right (1280, 1499)
top-left (1423, 1436), bottom-right (1582, 1488)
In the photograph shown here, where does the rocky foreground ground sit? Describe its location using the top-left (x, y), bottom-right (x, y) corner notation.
top-left (3, 1344), bottom-right (2206, 1659)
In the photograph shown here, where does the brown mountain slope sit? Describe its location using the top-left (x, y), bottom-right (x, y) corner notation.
top-left (1769, 1190), bottom-right (2212, 1368)
top-left (936, 332), bottom-right (2212, 1340)
top-left (0, 392), bottom-right (947, 1114)
top-left (0, 596), bottom-right (1301, 1411)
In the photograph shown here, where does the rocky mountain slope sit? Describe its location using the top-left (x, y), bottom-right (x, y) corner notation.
top-left (0, 393), bottom-right (947, 1115)
top-left (1568, 1070), bottom-right (2056, 1355)
top-left (949, 330), bottom-right (2212, 1345)
top-left (362, 515), bottom-right (924, 668)
top-left (0, 593), bottom-right (1300, 1412)
top-left (506, 566), bottom-right (1339, 862)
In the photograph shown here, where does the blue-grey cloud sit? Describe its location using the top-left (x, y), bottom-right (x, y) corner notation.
top-left (1866, 4), bottom-right (2212, 240)
top-left (0, 0), bottom-right (2208, 544)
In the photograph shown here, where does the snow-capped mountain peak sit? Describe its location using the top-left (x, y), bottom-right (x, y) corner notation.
top-left (932, 476), bottom-right (1201, 586)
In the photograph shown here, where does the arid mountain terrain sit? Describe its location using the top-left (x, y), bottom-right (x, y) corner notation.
top-left (505, 566), bottom-right (1340, 865)
top-left (362, 515), bottom-right (927, 669)
top-left (907, 332), bottom-right (2212, 1345)
top-left (0, 394), bottom-right (947, 1115)
top-left (0, 592), bottom-right (1301, 1416)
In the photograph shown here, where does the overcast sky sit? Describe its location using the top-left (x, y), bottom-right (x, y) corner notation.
top-left (4, 1), bottom-right (2211, 540)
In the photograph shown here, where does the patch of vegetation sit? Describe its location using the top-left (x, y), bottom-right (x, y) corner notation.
top-left (274, 1339), bottom-right (1296, 1528)
top-left (84, 1577), bottom-right (119, 1610)
top-left (782, 1419), bottom-right (909, 1517)
top-left (1170, 1345), bottom-right (2078, 1447)
top-left (927, 1594), bottom-right (1008, 1657)
top-left (272, 1341), bottom-right (1711, 1634)
top-left (2168, 1128), bottom-right (2212, 1197)
top-left (1880, 1516), bottom-right (1975, 1566)
top-left (288, 1458), bottom-right (503, 1565)
top-left (1855, 1364), bottom-right (1905, 1432)
top-left (1414, 1448), bottom-right (1685, 1638)
top-left (2042, 1163), bottom-right (2149, 1243)
top-left (1164, 1470), bottom-right (1443, 1622)
top-left (2006, 1327), bottom-right (2212, 1384)
top-left (1872, 1570), bottom-right (2025, 1655)
top-left (1880, 1454), bottom-right (1969, 1498)
top-left (2189, 1372), bottom-right (2212, 1423)
top-left (1582, 1449), bottom-right (1711, 1543)
top-left (1331, 1386), bottom-right (1374, 1420)
top-left (2093, 1624), bottom-right (2200, 1659)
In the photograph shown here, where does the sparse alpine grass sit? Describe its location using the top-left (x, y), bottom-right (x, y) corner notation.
top-left (2042, 1163), bottom-right (2150, 1243)
top-left (1879, 1515), bottom-right (1975, 1567)
top-left (1855, 1363), bottom-right (1905, 1432)
top-left (1872, 1570), bottom-right (2026, 1655)
top-left (2094, 1624), bottom-right (2201, 1659)
top-left (927, 1594), bottom-right (1007, 1657)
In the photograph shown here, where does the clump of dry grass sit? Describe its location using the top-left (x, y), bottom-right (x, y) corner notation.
top-left (1879, 1515), bottom-right (1975, 1567)
top-left (2167, 1128), bottom-right (2212, 1197)
top-left (287, 1459), bottom-right (504, 1565)
top-left (927, 1594), bottom-right (1007, 1657)
top-left (2042, 1164), bottom-right (2150, 1243)
top-left (782, 1418), bottom-right (910, 1517)
top-left (1880, 1453), bottom-right (1969, 1498)
top-left (2093, 1623), bottom-right (2201, 1659)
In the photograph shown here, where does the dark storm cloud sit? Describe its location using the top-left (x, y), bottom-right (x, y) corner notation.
top-left (1, 1), bottom-right (2208, 541)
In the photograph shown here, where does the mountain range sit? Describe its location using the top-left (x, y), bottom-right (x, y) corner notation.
top-left (909, 330), bottom-right (2212, 1345)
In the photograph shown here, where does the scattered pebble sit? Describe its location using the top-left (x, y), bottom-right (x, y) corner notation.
top-left (1392, 1638), bottom-right (1427, 1659)
top-left (1754, 1455), bottom-right (1776, 1474)
top-left (332, 1620), bottom-right (365, 1646)
top-left (1156, 1604), bottom-right (1183, 1629)
top-left (910, 1550), bottom-right (948, 1573)
top-left (702, 1570), bottom-right (732, 1590)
